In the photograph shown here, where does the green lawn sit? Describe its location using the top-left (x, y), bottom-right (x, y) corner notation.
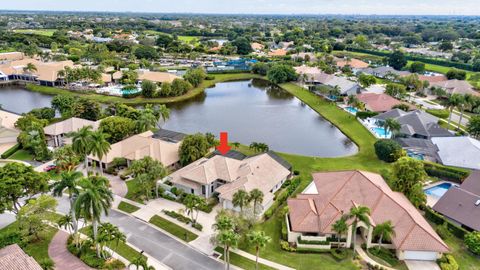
top-left (125, 178), bottom-right (144, 203)
top-left (149, 215), bottom-right (198, 242)
top-left (214, 247), bottom-right (277, 270)
top-left (178, 36), bottom-right (200, 45)
top-left (7, 149), bottom-right (34, 161)
top-left (26, 73), bottom-right (263, 105)
top-left (117, 201), bottom-right (140, 214)
top-left (0, 222), bottom-right (58, 264)
top-left (13, 29), bottom-right (56, 37)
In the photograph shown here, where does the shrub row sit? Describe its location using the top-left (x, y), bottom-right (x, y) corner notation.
top-left (438, 254), bottom-right (459, 270)
top-left (423, 162), bottom-right (470, 183)
top-left (426, 109), bottom-right (450, 119)
top-left (356, 111), bottom-right (379, 120)
top-left (345, 47), bottom-right (475, 71)
top-left (297, 236), bottom-right (330, 245)
top-left (264, 178), bottom-right (301, 219)
top-left (424, 207), bottom-right (469, 239)
top-left (0, 143), bottom-right (20, 159)
top-left (162, 210), bottom-right (203, 231)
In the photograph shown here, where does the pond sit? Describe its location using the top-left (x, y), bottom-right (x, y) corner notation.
top-left (0, 80), bottom-right (358, 157)
top-left (163, 79), bottom-right (357, 157)
top-left (0, 86), bottom-right (53, 114)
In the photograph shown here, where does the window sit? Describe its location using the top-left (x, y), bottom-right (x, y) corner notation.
top-left (202, 185), bottom-right (206, 195)
top-left (191, 188), bottom-right (194, 194)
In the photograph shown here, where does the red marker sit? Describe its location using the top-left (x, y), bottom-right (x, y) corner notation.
top-left (216, 132), bottom-right (231, 155)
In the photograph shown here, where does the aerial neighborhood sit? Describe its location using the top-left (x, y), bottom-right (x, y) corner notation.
top-left (1, 5), bottom-right (480, 270)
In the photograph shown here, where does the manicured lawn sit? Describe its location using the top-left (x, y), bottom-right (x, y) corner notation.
top-left (214, 247), bottom-right (277, 270)
top-left (7, 149), bottom-right (34, 161)
top-left (149, 215), bottom-right (198, 242)
top-left (178, 36), bottom-right (200, 44)
top-left (13, 29), bottom-right (56, 36)
top-left (0, 222), bottom-right (58, 264)
top-left (25, 73), bottom-right (263, 105)
top-left (117, 201), bottom-right (140, 213)
top-left (125, 178), bottom-right (144, 203)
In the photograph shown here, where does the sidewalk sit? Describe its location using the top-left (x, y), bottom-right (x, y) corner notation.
top-left (48, 230), bottom-right (93, 270)
top-left (354, 245), bottom-right (395, 270)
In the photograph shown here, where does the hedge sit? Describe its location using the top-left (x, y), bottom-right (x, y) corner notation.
top-left (264, 177), bottom-right (301, 219)
top-left (345, 47), bottom-right (475, 71)
top-left (424, 207), bottom-right (469, 239)
top-left (356, 111), bottom-right (378, 120)
top-left (1, 143), bottom-right (20, 159)
top-left (423, 162), bottom-right (470, 183)
top-left (297, 236), bottom-right (330, 245)
top-left (426, 109), bottom-right (450, 119)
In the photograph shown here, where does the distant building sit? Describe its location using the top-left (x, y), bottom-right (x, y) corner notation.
top-left (430, 80), bottom-right (480, 96)
top-left (137, 70), bottom-right (180, 84)
top-left (362, 66), bottom-right (411, 79)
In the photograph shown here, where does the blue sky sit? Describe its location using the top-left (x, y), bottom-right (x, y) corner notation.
top-left (3, 0), bottom-right (480, 15)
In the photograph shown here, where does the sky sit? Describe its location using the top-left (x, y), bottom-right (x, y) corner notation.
top-left (3, 0), bottom-right (480, 16)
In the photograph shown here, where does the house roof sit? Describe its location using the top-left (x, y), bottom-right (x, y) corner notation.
top-left (268, 49), bottom-right (287, 57)
top-left (362, 66), bottom-right (411, 77)
top-left (418, 75), bottom-right (447, 84)
top-left (251, 42), bottom-right (265, 51)
top-left (375, 109), bottom-right (452, 138)
top-left (287, 171), bottom-right (449, 253)
top-left (294, 66), bottom-right (322, 76)
top-left (0, 109), bottom-right (21, 130)
top-left (137, 70), bottom-right (180, 83)
top-left (357, 93), bottom-right (407, 112)
top-left (44, 117), bottom-right (101, 136)
top-left (0, 52), bottom-right (24, 61)
top-left (0, 58), bottom-right (74, 82)
top-left (336, 58), bottom-right (369, 69)
top-left (89, 131), bottom-right (181, 167)
top-left (432, 137), bottom-right (480, 170)
top-left (433, 171), bottom-right (480, 231)
top-left (0, 244), bottom-right (42, 270)
top-left (169, 152), bottom-right (291, 202)
top-left (153, 129), bottom-right (186, 143)
top-left (396, 137), bottom-right (439, 158)
top-left (431, 80), bottom-right (480, 96)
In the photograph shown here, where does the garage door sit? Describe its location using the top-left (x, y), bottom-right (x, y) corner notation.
top-left (403, 251), bottom-right (438, 261)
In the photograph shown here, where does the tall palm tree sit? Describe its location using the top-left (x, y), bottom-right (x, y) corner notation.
top-left (332, 216), bottom-right (348, 247)
top-left (154, 104), bottom-right (170, 127)
top-left (348, 205), bottom-right (371, 254)
top-left (231, 142), bottom-right (240, 150)
top-left (129, 256), bottom-right (155, 270)
top-left (70, 126), bottom-right (94, 170)
top-left (247, 231), bottom-right (271, 270)
top-left (249, 189), bottom-right (264, 217)
top-left (217, 230), bottom-right (239, 270)
top-left (23, 62), bottom-right (37, 76)
top-left (383, 118), bottom-right (401, 138)
top-left (51, 171), bottom-right (83, 236)
top-left (457, 94), bottom-right (471, 129)
top-left (373, 221), bottom-right (396, 250)
top-left (445, 93), bottom-right (463, 130)
top-left (136, 108), bottom-right (158, 133)
top-left (74, 176), bottom-right (113, 257)
top-left (232, 190), bottom-right (250, 214)
top-left (98, 222), bottom-right (126, 259)
top-left (212, 215), bottom-right (235, 267)
top-left (57, 214), bottom-right (74, 235)
top-left (90, 131), bottom-right (111, 175)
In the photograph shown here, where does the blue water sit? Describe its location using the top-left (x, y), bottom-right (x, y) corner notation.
top-left (424, 183), bottom-right (454, 198)
top-left (345, 106), bottom-right (358, 115)
top-left (407, 151), bottom-right (425, 161)
top-left (372, 127), bottom-right (391, 138)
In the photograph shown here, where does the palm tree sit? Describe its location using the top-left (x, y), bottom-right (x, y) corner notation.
top-left (332, 216), bottom-right (348, 247)
top-left (74, 176), bottom-right (113, 258)
top-left (217, 230), bottom-right (239, 270)
top-left (373, 221), bottom-right (396, 250)
top-left (98, 222), bottom-right (126, 259)
top-left (348, 205), bottom-right (371, 254)
top-left (249, 189), bottom-right (264, 217)
top-left (70, 126), bottom-right (94, 170)
top-left (154, 104), bottom-right (170, 127)
top-left (57, 214), bottom-right (74, 235)
top-left (249, 142), bottom-right (260, 152)
top-left (136, 109), bottom-right (158, 132)
top-left (383, 118), bottom-right (401, 138)
top-left (232, 190), bottom-right (250, 214)
top-left (247, 231), bottom-right (271, 270)
top-left (23, 63), bottom-right (37, 77)
top-left (445, 93), bottom-right (463, 130)
top-left (90, 131), bottom-right (111, 175)
top-left (212, 215), bottom-right (235, 268)
top-left (457, 94), bottom-right (470, 129)
top-left (51, 171), bottom-right (83, 236)
top-left (231, 142), bottom-right (240, 150)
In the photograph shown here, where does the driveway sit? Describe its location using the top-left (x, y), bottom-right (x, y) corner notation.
top-left (405, 260), bottom-right (441, 270)
top-left (55, 196), bottom-right (223, 270)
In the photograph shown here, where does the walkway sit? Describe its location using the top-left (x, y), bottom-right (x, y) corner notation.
top-left (48, 230), bottom-right (93, 270)
top-left (354, 245), bottom-right (395, 270)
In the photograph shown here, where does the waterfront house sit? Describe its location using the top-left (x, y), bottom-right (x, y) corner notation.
top-left (287, 171), bottom-right (449, 261)
top-left (372, 109), bottom-right (452, 139)
top-left (356, 93), bottom-right (409, 113)
top-left (136, 70), bottom-right (180, 84)
top-left (43, 117), bottom-right (101, 147)
top-left (430, 79), bottom-right (480, 96)
top-left (0, 52), bottom-right (24, 62)
top-left (294, 66), bottom-right (361, 96)
top-left (433, 170), bottom-right (480, 231)
top-left (88, 129), bottom-right (185, 170)
top-left (167, 151), bottom-right (292, 213)
top-left (0, 58), bottom-right (74, 86)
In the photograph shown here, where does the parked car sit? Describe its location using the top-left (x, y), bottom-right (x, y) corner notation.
top-left (43, 164), bottom-right (57, 172)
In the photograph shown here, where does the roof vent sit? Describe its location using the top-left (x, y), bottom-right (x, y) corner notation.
top-left (475, 200), bottom-right (480, 206)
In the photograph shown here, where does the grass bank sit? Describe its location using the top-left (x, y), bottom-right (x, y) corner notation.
top-left (214, 247), bottom-right (277, 270)
top-left (117, 201), bottom-right (140, 214)
top-left (26, 73), bottom-right (263, 105)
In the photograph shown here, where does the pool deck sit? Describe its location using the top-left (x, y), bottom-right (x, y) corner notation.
top-left (423, 181), bottom-right (457, 207)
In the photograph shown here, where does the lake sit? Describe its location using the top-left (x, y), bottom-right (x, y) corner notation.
top-left (0, 80), bottom-right (358, 157)
top-left (163, 79), bottom-right (357, 157)
top-left (0, 86), bottom-right (53, 114)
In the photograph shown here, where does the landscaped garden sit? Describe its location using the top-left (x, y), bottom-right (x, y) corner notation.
top-left (149, 215), bottom-right (198, 242)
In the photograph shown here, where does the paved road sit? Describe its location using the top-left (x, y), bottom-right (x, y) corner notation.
top-left (56, 197), bottom-right (223, 270)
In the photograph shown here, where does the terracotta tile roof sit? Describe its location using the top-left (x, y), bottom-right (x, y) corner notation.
top-left (251, 42), bottom-right (265, 51)
top-left (357, 93), bottom-right (411, 112)
top-left (288, 171), bottom-right (449, 253)
top-left (418, 75), bottom-right (447, 83)
top-left (336, 58), bottom-right (369, 69)
top-left (0, 244), bottom-right (42, 270)
top-left (268, 49), bottom-right (287, 57)
top-left (0, 52), bottom-right (24, 61)
top-left (137, 70), bottom-right (180, 83)
top-left (431, 80), bottom-right (480, 96)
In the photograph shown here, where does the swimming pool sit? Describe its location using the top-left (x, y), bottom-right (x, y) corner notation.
top-left (424, 183), bottom-right (456, 198)
top-left (344, 106), bottom-right (359, 115)
top-left (407, 150), bottom-right (425, 161)
top-left (372, 127), bottom-right (391, 139)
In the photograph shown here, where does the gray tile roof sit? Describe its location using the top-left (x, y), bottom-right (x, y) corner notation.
top-left (433, 171), bottom-right (480, 231)
top-left (153, 129), bottom-right (187, 143)
top-left (432, 137), bottom-right (480, 170)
